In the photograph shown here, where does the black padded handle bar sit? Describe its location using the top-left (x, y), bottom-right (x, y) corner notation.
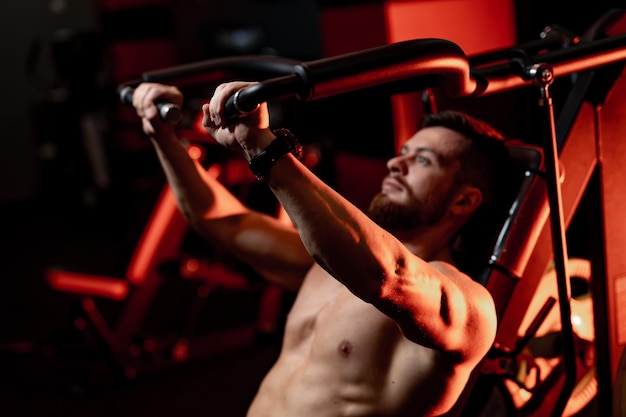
top-left (119, 38), bottom-right (476, 124)
top-left (470, 31), bottom-right (626, 95)
top-left (223, 38), bottom-right (477, 124)
top-left (139, 55), bottom-right (303, 85)
top-left (223, 32), bottom-right (626, 122)
top-left (119, 30), bottom-right (626, 124)
top-left (118, 55), bottom-right (303, 123)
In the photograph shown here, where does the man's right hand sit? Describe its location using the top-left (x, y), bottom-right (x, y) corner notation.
top-left (132, 83), bottom-right (183, 143)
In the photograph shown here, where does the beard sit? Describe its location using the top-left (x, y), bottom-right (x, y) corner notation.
top-left (367, 186), bottom-right (454, 231)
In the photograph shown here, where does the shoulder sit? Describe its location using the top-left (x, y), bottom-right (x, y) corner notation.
top-left (430, 260), bottom-right (498, 360)
top-left (429, 260), bottom-right (493, 301)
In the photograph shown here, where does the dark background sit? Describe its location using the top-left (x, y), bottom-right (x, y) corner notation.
top-left (0, 1), bottom-right (620, 416)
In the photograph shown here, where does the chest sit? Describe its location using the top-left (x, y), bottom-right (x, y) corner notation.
top-left (283, 264), bottom-right (401, 354)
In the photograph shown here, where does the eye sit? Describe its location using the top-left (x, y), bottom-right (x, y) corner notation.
top-left (416, 155), bottom-right (431, 165)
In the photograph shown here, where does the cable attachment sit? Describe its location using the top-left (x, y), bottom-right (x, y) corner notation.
top-left (528, 63), bottom-right (554, 88)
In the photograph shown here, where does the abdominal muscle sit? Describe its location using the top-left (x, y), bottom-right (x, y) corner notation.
top-left (246, 264), bottom-right (464, 417)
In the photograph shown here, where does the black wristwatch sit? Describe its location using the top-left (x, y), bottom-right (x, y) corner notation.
top-left (249, 128), bottom-right (303, 180)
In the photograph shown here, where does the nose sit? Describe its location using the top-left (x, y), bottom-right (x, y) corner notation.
top-left (386, 154), bottom-right (408, 176)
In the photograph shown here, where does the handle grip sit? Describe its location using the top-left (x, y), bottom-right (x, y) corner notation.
top-left (118, 85), bottom-right (182, 124)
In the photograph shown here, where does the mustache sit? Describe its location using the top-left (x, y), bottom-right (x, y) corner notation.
top-left (383, 174), bottom-right (411, 194)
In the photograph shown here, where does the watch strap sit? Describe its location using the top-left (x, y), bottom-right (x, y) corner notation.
top-left (248, 129), bottom-right (303, 180)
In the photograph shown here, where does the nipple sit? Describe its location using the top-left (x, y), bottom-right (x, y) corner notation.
top-left (338, 340), bottom-right (353, 357)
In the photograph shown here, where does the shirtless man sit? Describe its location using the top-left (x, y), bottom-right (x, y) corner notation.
top-left (131, 81), bottom-right (507, 416)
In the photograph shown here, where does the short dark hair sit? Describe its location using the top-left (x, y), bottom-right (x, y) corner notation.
top-left (420, 110), bottom-right (510, 210)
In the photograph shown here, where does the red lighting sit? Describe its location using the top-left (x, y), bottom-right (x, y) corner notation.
top-left (172, 339), bottom-right (189, 362)
top-left (304, 152), bottom-right (320, 168)
top-left (186, 144), bottom-right (204, 161)
top-left (46, 269), bottom-right (129, 301)
top-left (207, 164), bottom-right (222, 179)
top-left (126, 186), bottom-right (188, 284)
top-left (143, 339), bottom-right (157, 353)
top-left (183, 257), bottom-right (200, 274)
top-left (384, 0), bottom-right (516, 55)
top-left (73, 317), bottom-right (87, 331)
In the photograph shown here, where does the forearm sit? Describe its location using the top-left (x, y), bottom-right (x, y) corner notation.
top-left (150, 133), bottom-right (249, 228)
top-left (264, 154), bottom-right (405, 299)
top-left (151, 133), bottom-right (313, 289)
top-left (131, 82), bottom-right (313, 284)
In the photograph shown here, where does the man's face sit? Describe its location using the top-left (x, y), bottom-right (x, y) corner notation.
top-left (368, 126), bottom-right (466, 231)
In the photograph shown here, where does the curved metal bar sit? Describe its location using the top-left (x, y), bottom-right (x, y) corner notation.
top-left (472, 32), bottom-right (626, 95)
top-left (225, 73), bottom-right (306, 116)
top-left (224, 38), bottom-right (478, 123)
top-left (117, 55), bottom-right (304, 123)
top-left (224, 32), bottom-right (626, 122)
top-left (140, 55), bottom-right (302, 85)
top-left (297, 38), bottom-right (477, 99)
top-left (119, 22), bottom-right (626, 130)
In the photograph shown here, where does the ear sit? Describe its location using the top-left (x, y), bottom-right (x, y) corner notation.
top-left (450, 185), bottom-right (482, 217)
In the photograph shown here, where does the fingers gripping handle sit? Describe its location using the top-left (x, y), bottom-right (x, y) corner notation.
top-left (223, 87), bottom-right (261, 125)
top-left (119, 83), bottom-right (262, 127)
top-left (221, 75), bottom-right (306, 125)
top-left (119, 86), bottom-right (182, 124)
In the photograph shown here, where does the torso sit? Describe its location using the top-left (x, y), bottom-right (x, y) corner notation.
top-left (246, 264), bottom-right (470, 417)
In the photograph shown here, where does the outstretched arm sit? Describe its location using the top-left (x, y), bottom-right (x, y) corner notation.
top-left (131, 83), bottom-right (313, 290)
top-left (254, 149), bottom-right (495, 361)
top-left (206, 82), bottom-right (497, 362)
